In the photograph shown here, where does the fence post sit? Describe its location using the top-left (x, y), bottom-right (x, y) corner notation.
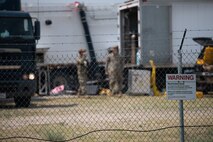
top-left (178, 29), bottom-right (187, 142)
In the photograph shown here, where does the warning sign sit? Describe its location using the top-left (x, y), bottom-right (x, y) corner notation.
top-left (166, 74), bottom-right (196, 100)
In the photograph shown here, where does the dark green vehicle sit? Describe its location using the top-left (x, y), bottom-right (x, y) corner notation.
top-left (0, 0), bottom-right (40, 107)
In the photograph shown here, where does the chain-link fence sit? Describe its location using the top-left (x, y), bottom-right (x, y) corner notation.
top-left (0, 49), bottom-right (213, 142)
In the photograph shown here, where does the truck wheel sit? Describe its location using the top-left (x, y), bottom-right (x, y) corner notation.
top-left (14, 96), bottom-right (31, 107)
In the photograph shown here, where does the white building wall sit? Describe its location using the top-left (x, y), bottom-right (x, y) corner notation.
top-left (23, 1), bottom-right (213, 65)
top-left (22, 2), bottom-right (120, 64)
top-left (172, 2), bottom-right (213, 65)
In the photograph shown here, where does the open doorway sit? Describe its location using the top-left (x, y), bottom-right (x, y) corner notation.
top-left (120, 6), bottom-right (139, 65)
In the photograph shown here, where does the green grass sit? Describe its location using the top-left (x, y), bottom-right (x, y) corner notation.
top-left (41, 128), bottom-right (66, 142)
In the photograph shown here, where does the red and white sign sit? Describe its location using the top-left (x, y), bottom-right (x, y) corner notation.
top-left (166, 74), bottom-right (196, 100)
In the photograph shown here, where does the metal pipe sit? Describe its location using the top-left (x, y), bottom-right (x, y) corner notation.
top-left (178, 29), bottom-right (187, 142)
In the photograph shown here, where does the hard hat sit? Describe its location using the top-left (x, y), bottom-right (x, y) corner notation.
top-left (108, 47), bottom-right (112, 52)
top-left (111, 45), bottom-right (118, 50)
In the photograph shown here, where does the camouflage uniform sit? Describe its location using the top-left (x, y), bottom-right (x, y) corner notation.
top-left (106, 47), bottom-right (123, 95)
top-left (77, 50), bottom-right (88, 96)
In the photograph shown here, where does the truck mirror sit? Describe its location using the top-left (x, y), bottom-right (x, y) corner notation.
top-left (34, 20), bottom-right (40, 40)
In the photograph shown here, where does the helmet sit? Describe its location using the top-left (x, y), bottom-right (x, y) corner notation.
top-left (79, 48), bottom-right (86, 54)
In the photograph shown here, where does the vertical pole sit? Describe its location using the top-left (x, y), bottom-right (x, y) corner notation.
top-left (178, 48), bottom-right (184, 142)
top-left (47, 65), bottom-right (51, 95)
top-left (178, 29), bottom-right (187, 142)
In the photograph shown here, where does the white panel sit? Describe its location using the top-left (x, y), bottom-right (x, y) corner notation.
top-left (172, 2), bottom-right (213, 65)
top-left (128, 69), bottom-right (150, 94)
top-left (24, 3), bottom-right (119, 64)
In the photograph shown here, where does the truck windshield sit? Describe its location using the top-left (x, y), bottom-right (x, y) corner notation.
top-left (0, 17), bottom-right (33, 38)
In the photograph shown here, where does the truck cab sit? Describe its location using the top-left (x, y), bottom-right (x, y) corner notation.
top-left (0, 0), bottom-right (40, 107)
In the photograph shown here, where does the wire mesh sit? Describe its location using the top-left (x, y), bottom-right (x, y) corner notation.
top-left (1, 1), bottom-right (213, 141)
top-left (0, 49), bottom-right (212, 142)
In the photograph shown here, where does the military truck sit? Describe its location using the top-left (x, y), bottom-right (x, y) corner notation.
top-left (0, 0), bottom-right (40, 107)
top-left (23, 2), bottom-right (118, 95)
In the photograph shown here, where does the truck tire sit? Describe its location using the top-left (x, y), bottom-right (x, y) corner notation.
top-left (14, 96), bottom-right (31, 107)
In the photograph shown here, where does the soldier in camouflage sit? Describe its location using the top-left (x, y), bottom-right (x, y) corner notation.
top-left (106, 46), bottom-right (123, 96)
top-left (77, 49), bottom-right (88, 96)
